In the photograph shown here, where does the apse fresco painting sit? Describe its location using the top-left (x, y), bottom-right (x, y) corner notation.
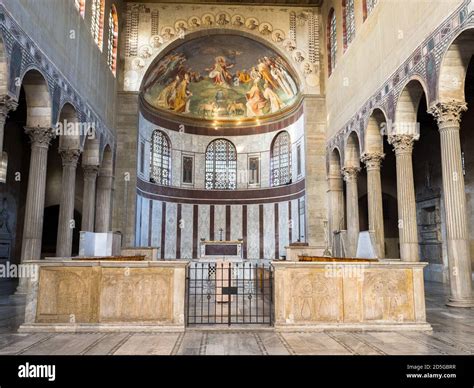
top-left (142, 35), bottom-right (299, 121)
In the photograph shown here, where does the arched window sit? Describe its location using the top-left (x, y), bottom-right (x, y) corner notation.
top-left (343, 0), bottom-right (355, 50)
top-left (75, 0), bottom-right (86, 18)
top-left (91, 0), bottom-right (105, 50)
top-left (327, 8), bottom-right (337, 76)
top-left (271, 131), bottom-right (292, 187)
top-left (107, 5), bottom-right (119, 76)
top-left (205, 139), bottom-right (237, 190)
top-left (363, 0), bottom-right (378, 21)
top-left (150, 130), bottom-right (171, 186)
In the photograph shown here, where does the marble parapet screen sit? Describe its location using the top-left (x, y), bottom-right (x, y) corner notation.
top-left (121, 247), bottom-right (160, 261)
top-left (284, 245), bottom-right (326, 261)
top-left (19, 260), bottom-right (188, 332)
top-left (273, 260), bottom-right (432, 331)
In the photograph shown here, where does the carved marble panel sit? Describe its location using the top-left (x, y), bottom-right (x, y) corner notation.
top-left (99, 267), bottom-right (174, 323)
top-left (36, 267), bottom-right (101, 323)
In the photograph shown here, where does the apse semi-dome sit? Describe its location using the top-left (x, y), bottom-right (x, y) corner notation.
top-left (141, 34), bottom-right (300, 124)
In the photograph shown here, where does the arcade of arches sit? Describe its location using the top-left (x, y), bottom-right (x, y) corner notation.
top-left (0, 0), bottom-right (473, 341)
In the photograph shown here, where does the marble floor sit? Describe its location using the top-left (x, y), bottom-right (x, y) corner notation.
top-left (0, 280), bottom-right (473, 355)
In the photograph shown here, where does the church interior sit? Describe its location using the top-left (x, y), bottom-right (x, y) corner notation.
top-left (0, 0), bottom-right (473, 357)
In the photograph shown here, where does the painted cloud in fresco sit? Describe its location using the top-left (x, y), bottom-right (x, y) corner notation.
top-left (141, 35), bottom-right (299, 121)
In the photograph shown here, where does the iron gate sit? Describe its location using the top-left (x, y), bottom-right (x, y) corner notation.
top-left (186, 262), bottom-right (273, 326)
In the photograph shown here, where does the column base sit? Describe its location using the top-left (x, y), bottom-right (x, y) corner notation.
top-left (446, 297), bottom-right (474, 308)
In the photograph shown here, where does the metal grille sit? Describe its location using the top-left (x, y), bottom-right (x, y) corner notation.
top-left (271, 131), bottom-right (292, 187)
top-left (150, 130), bottom-right (171, 185)
top-left (205, 139), bottom-right (237, 190)
top-left (186, 262), bottom-right (273, 326)
top-left (91, 0), bottom-right (105, 50)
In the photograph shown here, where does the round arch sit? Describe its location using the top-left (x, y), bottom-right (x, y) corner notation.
top-left (20, 68), bottom-right (52, 128)
top-left (344, 131), bottom-right (361, 168)
top-left (438, 27), bottom-right (474, 103)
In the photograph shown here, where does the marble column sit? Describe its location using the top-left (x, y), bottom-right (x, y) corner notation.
top-left (0, 95), bottom-right (19, 182)
top-left (361, 152), bottom-right (385, 258)
top-left (95, 173), bottom-right (114, 233)
top-left (0, 95), bottom-right (18, 153)
top-left (327, 172), bottom-right (345, 236)
top-left (342, 166), bottom-right (360, 257)
top-left (17, 127), bottom-right (55, 293)
top-left (429, 100), bottom-right (474, 307)
top-left (388, 134), bottom-right (420, 262)
top-left (82, 165), bottom-right (99, 232)
top-left (56, 149), bottom-right (81, 257)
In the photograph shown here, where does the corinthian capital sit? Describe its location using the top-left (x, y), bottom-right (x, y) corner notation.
top-left (428, 100), bottom-right (467, 129)
top-left (59, 149), bottom-right (81, 167)
top-left (0, 94), bottom-right (18, 114)
top-left (83, 164), bottom-right (99, 179)
top-left (24, 127), bottom-right (56, 148)
top-left (341, 166), bottom-right (360, 182)
top-left (361, 151), bottom-right (385, 170)
top-left (0, 95), bottom-right (19, 121)
top-left (388, 134), bottom-right (418, 154)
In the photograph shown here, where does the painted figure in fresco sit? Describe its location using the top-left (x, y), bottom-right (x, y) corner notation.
top-left (260, 24), bottom-right (272, 36)
top-left (283, 39), bottom-right (296, 52)
top-left (250, 66), bottom-right (261, 81)
top-left (142, 53), bottom-right (186, 91)
top-left (273, 31), bottom-right (284, 43)
top-left (203, 16), bottom-right (213, 27)
top-left (246, 80), bottom-right (267, 117)
top-left (189, 17), bottom-right (200, 28)
top-left (207, 56), bottom-right (234, 86)
top-left (246, 19), bottom-right (258, 30)
top-left (237, 69), bottom-right (251, 84)
top-left (257, 58), bottom-right (278, 89)
top-left (270, 64), bottom-right (293, 98)
top-left (294, 51), bottom-right (305, 63)
top-left (232, 16), bottom-right (244, 27)
top-left (161, 28), bottom-right (175, 41)
top-left (275, 58), bottom-right (298, 96)
top-left (215, 90), bottom-right (225, 108)
top-left (174, 73), bottom-right (192, 113)
top-left (156, 76), bottom-right (180, 110)
top-left (263, 82), bottom-right (284, 113)
top-left (216, 14), bottom-right (230, 26)
top-left (176, 22), bottom-right (188, 35)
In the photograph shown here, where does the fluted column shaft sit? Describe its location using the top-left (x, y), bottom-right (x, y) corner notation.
top-left (342, 167), bottom-right (360, 257)
top-left (429, 101), bottom-right (474, 307)
top-left (361, 152), bottom-right (385, 258)
top-left (95, 173), bottom-right (114, 232)
top-left (328, 174), bottom-right (345, 237)
top-left (388, 134), bottom-right (419, 262)
top-left (82, 165), bottom-right (99, 232)
top-left (20, 127), bottom-right (55, 266)
top-left (56, 149), bottom-right (80, 257)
